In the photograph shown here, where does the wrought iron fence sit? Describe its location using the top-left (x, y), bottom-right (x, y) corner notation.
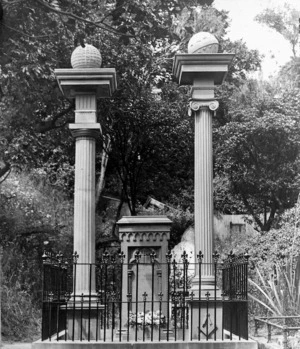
top-left (222, 251), bottom-right (249, 340)
top-left (41, 250), bottom-right (249, 342)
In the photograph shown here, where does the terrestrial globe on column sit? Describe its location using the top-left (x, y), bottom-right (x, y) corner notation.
top-left (187, 32), bottom-right (219, 54)
top-left (71, 43), bottom-right (102, 69)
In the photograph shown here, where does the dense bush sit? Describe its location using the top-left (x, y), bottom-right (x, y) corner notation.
top-left (248, 201), bottom-right (300, 316)
top-left (1, 172), bottom-right (73, 341)
top-left (1, 282), bottom-right (41, 341)
top-left (216, 200), bottom-right (300, 318)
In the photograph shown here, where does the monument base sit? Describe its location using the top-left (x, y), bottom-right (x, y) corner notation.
top-left (190, 275), bottom-right (222, 297)
top-left (66, 302), bottom-right (104, 341)
top-left (116, 327), bottom-right (170, 342)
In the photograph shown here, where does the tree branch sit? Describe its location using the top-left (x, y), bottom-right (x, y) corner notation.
top-left (0, 161), bottom-right (11, 184)
top-left (240, 192), bottom-right (264, 231)
top-left (2, 22), bottom-right (58, 38)
top-left (96, 135), bottom-right (111, 206)
top-left (264, 202), bottom-right (277, 232)
top-left (111, 194), bottom-right (125, 239)
top-left (33, 0), bottom-right (135, 38)
top-left (36, 103), bottom-right (74, 133)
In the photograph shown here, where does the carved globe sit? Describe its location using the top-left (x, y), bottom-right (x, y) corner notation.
top-left (71, 44), bottom-right (102, 69)
top-left (188, 32), bottom-right (219, 54)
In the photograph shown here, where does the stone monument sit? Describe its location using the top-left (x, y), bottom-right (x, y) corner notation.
top-left (117, 215), bottom-right (171, 339)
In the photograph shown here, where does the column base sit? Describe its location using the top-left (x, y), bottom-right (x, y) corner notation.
top-left (70, 292), bottom-right (99, 303)
top-left (66, 301), bottom-right (104, 340)
top-left (190, 275), bottom-right (222, 298)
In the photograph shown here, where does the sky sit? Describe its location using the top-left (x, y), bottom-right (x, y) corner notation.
top-left (214, 0), bottom-right (300, 78)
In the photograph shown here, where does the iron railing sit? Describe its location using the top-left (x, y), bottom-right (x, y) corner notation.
top-left (254, 316), bottom-right (300, 349)
top-left (222, 251), bottom-right (249, 339)
top-left (41, 250), bottom-right (249, 342)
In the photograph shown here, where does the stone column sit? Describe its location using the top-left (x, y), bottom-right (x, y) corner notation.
top-left (55, 47), bottom-right (117, 340)
top-left (172, 47), bottom-right (234, 291)
top-left (55, 66), bottom-right (117, 299)
top-left (187, 78), bottom-right (223, 341)
top-left (172, 33), bottom-right (234, 340)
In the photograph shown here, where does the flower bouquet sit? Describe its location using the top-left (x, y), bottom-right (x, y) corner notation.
top-left (128, 310), bottom-right (166, 328)
top-left (127, 310), bottom-right (166, 340)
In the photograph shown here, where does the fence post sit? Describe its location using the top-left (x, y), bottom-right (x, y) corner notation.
top-left (282, 326), bottom-right (288, 349)
top-left (254, 317), bottom-right (258, 337)
top-left (267, 323), bottom-right (271, 343)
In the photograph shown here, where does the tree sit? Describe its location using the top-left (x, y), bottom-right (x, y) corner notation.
top-left (0, 0), bottom-right (77, 187)
top-left (99, 82), bottom-right (193, 215)
top-left (95, 5), bottom-right (262, 215)
top-left (255, 3), bottom-right (300, 90)
top-left (0, 1), bottom-right (228, 185)
top-left (214, 39), bottom-right (262, 127)
top-left (255, 3), bottom-right (300, 58)
top-left (0, 0), bottom-right (265, 222)
top-left (214, 81), bottom-right (300, 231)
top-left (277, 57), bottom-right (300, 89)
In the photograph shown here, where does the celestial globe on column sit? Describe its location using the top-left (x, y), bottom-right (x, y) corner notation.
top-left (187, 32), bottom-right (219, 54)
top-left (71, 43), bottom-right (102, 69)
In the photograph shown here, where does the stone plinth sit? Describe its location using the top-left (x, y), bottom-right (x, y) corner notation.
top-left (188, 300), bottom-right (223, 341)
top-left (66, 306), bottom-right (104, 341)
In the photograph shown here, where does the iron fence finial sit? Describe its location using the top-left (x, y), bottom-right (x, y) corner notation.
top-left (197, 251), bottom-right (204, 263)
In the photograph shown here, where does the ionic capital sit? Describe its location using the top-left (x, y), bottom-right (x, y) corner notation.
top-left (188, 100), bottom-right (219, 116)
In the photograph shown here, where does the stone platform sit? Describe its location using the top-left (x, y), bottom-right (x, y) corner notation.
top-left (32, 339), bottom-right (258, 349)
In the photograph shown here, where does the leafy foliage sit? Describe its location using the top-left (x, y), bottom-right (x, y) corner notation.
top-left (215, 198), bottom-right (300, 318)
top-left (249, 262), bottom-right (300, 316)
top-left (214, 82), bottom-right (300, 231)
top-left (1, 172), bottom-right (73, 246)
top-left (1, 281), bottom-right (41, 341)
top-left (141, 204), bottom-right (194, 249)
top-left (249, 199), bottom-right (300, 316)
top-left (100, 82), bottom-right (194, 214)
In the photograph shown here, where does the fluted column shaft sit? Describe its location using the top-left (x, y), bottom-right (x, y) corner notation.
top-left (70, 93), bottom-right (100, 296)
top-left (73, 134), bottom-right (96, 295)
top-left (194, 106), bottom-right (214, 279)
